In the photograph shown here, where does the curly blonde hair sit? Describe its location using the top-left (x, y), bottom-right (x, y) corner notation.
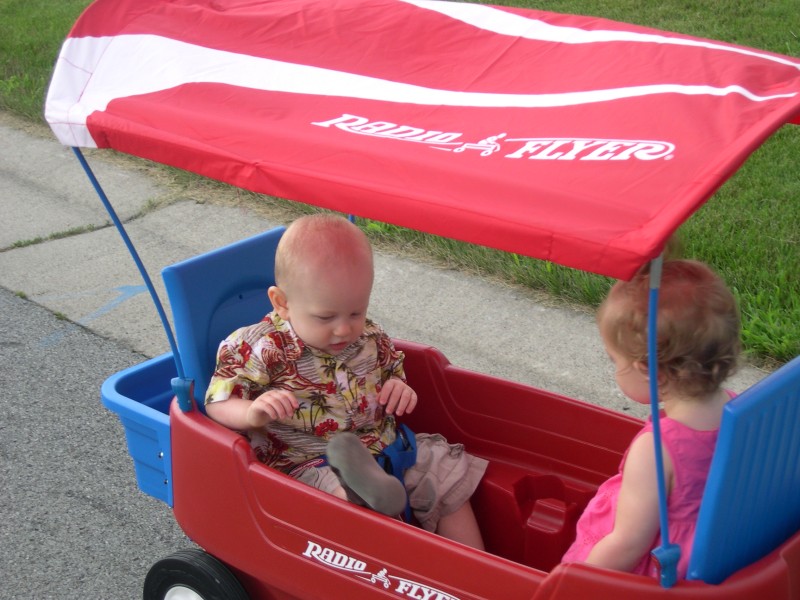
top-left (598, 260), bottom-right (741, 398)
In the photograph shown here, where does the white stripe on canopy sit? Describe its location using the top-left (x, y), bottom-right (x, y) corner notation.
top-left (46, 33), bottom-right (798, 148)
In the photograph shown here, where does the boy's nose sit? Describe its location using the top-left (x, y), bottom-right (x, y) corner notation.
top-left (333, 321), bottom-right (351, 337)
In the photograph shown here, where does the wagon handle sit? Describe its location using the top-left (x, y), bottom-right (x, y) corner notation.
top-left (647, 255), bottom-right (680, 587)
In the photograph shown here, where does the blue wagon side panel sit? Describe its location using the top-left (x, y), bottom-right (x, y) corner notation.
top-left (101, 352), bottom-right (177, 506)
top-left (100, 227), bottom-right (287, 507)
top-left (689, 356), bottom-right (800, 584)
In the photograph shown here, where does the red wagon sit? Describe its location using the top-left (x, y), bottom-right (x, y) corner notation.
top-left (45, 1), bottom-right (800, 598)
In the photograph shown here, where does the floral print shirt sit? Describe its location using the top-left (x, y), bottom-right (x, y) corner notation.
top-left (205, 312), bottom-right (405, 472)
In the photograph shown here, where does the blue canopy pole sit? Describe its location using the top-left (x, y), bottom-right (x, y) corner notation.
top-left (71, 147), bottom-right (194, 411)
top-left (646, 255), bottom-right (681, 587)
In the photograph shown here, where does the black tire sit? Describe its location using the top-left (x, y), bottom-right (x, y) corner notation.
top-left (143, 548), bottom-right (249, 600)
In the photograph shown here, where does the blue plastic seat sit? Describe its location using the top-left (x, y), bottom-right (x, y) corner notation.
top-left (161, 227), bottom-right (286, 409)
top-left (688, 355), bottom-right (800, 584)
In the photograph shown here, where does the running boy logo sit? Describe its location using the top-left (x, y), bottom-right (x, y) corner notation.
top-left (312, 113), bottom-right (675, 161)
top-left (302, 540), bottom-right (462, 599)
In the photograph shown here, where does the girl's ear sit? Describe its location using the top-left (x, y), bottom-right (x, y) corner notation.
top-left (268, 285), bottom-right (289, 319)
top-left (632, 360), bottom-right (649, 378)
top-left (634, 360), bottom-right (670, 387)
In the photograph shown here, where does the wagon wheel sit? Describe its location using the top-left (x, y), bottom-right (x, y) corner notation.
top-left (143, 548), bottom-right (249, 600)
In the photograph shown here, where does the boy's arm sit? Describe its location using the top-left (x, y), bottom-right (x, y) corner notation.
top-left (207, 390), bottom-right (299, 430)
top-left (206, 396), bottom-right (256, 429)
top-left (371, 323), bottom-right (417, 415)
top-left (372, 321), bottom-right (406, 380)
top-left (205, 327), bottom-right (297, 430)
top-left (585, 432), bottom-right (670, 572)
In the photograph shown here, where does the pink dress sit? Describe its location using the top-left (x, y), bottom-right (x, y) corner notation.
top-left (562, 408), bottom-right (727, 578)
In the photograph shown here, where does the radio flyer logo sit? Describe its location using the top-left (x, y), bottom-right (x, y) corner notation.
top-left (312, 114), bottom-right (675, 161)
top-left (302, 540), bottom-right (462, 600)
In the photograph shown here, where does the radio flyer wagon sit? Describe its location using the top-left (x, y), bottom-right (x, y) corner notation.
top-left (45, 1), bottom-right (800, 598)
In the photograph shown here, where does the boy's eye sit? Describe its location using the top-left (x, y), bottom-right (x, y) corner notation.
top-left (315, 315), bottom-right (334, 322)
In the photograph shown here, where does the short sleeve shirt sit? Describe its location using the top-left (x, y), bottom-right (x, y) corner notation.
top-left (205, 312), bottom-right (405, 472)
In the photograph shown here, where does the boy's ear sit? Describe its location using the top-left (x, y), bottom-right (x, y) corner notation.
top-left (268, 285), bottom-right (289, 319)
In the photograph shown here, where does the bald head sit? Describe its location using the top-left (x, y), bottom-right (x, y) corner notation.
top-left (274, 214), bottom-right (374, 292)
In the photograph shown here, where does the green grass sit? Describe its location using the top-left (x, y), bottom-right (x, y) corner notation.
top-left (2, 0), bottom-right (798, 365)
top-left (10, 224), bottom-right (98, 249)
top-left (0, 0), bottom-right (92, 120)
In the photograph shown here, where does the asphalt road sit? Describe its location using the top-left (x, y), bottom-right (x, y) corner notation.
top-left (0, 287), bottom-right (189, 599)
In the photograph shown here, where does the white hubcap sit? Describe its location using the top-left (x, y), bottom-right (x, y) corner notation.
top-left (163, 585), bottom-right (206, 600)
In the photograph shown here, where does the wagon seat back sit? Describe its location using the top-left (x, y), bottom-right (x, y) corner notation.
top-left (688, 355), bottom-right (800, 584)
top-left (161, 227), bottom-right (286, 411)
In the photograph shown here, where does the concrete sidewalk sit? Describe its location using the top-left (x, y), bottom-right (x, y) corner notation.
top-left (0, 114), bottom-right (769, 417)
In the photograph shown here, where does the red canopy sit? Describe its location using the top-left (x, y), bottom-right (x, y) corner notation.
top-left (45, 0), bottom-right (800, 279)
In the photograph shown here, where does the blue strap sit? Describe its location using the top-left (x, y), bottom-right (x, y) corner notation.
top-left (376, 423), bottom-right (417, 521)
top-left (377, 423), bottom-right (417, 478)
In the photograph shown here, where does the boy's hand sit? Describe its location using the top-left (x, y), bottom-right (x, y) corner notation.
top-left (379, 378), bottom-right (417, 417)
top-left (247, 389), bottom-right (299, 427)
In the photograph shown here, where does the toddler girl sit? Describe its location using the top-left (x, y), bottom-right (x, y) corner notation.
top-left (562, 259), bottom-right (741, 578)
